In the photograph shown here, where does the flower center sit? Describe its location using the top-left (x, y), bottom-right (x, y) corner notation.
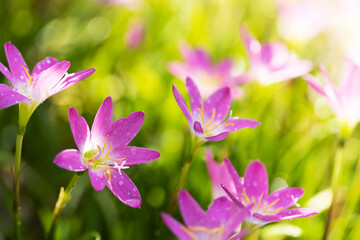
top-left (84, 135), bottom-right (128, 181)
top-left (242, 188), bottom-right (283, 216)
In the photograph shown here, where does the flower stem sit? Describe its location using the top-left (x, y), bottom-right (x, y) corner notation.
top-left (323, 138), bottom-right (346, 240)
top-left (13, 124), bottom-right (26, 240)
top-left (167, 137), bottom-right (203, 214)
top-left (48, 172), bottom-right (83, 240)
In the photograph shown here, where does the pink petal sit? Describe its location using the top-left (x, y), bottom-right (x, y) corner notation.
top-left (53, 149), bottom-right (87, 171)
top-left (4, 42), bottom-right (29, 85)
top-left (275, 208), bottom-right (318, 220)
top-left (107, 146), bottom-right (160, 165)
top-left (229, 230), bottom-right (249, 240)
top-left (240, 27), bottom-right (261, 63)
top-left (205, 197), bottom-right (234, 228)
top-left (172, 84), bottom-right (192, 124)
top-left (178, 190), bottom-right (206, 226)
top-left (31, 57), bottom-right (58, 78)
top-left (68, 107), bottom-right (90, 152)
top-left (161, 213), bottom-right (194, 240)
top-left (223, 118), bottom-right (261, 132)
top-left (193, 121), bottom-right (204, 134)
top-left (185, 77), bottom-right (202, 116)
top-left (0, 62), bottom-right (14, 86)
top-left (52, 68), bottom-right (96, 95)
top-left (244, 161), bottom-right (269, 200)
top-left (106, 111), bottom-right (144, 148)
top-left (225, 207), bottom-right (251, 239)
top-left (0, 84), bottom-right (29, 109)
top-left (251, 213), bottom-right (281, 224)
top-left (32, 61), bottom-right (70, 99)
top-left (304, 74), bottom-right (326, 96)
top-left (91, 97), bottom-right (113, 144)
top-left (179, 43), bottom-right (210, 68)
top-left (206, 150), bottom-right (235, 199)
top-left (88, 168), bottom-right (106, 191)
top-left (266, 187), bottom-right (304, 210)
top-left (203, 87), bottom-right (231, 124)
top-left (106, 170), bottom-right (141, 208)
top-left (270, 60), bottom-right (312, 83)
top-left (168, 62), bottom-right (192, 81)
top-left (223, 158), bottom-right (244, 196)
top-left (204, 132), bottom-right (229, 141)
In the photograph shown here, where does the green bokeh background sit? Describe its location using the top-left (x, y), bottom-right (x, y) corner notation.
top-left (1, 0), bottom-right (360, 239)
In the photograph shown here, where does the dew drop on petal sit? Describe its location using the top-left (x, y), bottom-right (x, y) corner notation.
top-left (119, 180), bottom-right (124, 186)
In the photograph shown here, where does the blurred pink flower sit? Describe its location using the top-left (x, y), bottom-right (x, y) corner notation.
top-left (54, 97), bottom-right (160, 208)
top-left (161, 190), bottom-right (249, 240)
top-left (0, 42), bottom-right (95, 112)
top-left (125, 21), bottom-right (145, 49)
top-left (223, 159), bottom-right (318, 226)
top-left (277, 0), bottom-right (330, 41)
top-left (241, 27), bottom-right (312, 85)
top-left (173, 77), bottom-right (260, 142)
top-left (305, 60), bottom-right (360, 128)
top-left (205, 148), bottom-right (237, 200)
top-left (169, 43), bottom-right (246, 98)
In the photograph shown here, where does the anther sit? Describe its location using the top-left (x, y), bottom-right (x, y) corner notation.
top-left (242, 188), bottom-right (251, 204)
top-left (102, 135), bottom-right (109, 153)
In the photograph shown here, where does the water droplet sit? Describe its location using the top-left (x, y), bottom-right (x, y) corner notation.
top-left (46, 59), bottom-right (51, 64)
top-left (4, 68), bottom-right (8, 72)
top-left (119, 180), bottom-right (124, 186)
top-left (127, 192), bottom-right (130, 195)
top-left (132, 187), bottom-right (137, 192)
top-left (125, 199), bottom-right (140, 207)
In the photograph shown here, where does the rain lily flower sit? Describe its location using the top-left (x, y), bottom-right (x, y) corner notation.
top-left (172, 77), bottom-right (260, 142)
top-left (169, 43), bottom-right (246, 98)
top-left (0, 42), bottom-right (95, 124)
top-left (54, 97), bottom-right (160, 208)
top-left (277, 0), bottom-right (330, 41)
top-left (205, 148), bottom-right (236, 200)
top-left (125, 20), bottom-right (145, 49)
top-left (161, 190), bottom-right (249, 240)
top-left (222, 159), bottom-right (318, 226)
top-left (305, 60), bottom-right (360, 132)
top-left (241, 27), bottom-right (312, 85)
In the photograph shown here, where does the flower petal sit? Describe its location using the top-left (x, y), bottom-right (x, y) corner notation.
top-left (178, 190), bottom-right (206, 226)
top-left (68, 107), bottom-right (90, 152)
top-left (224, 158), bottom-right (244, 196)
top-left (193, 121), bottom-right (204, 135)
top-left (0, 62), bottom-right (14, 85)
top-left (222, 185), bottom-right (245, 208)
top-left (91, 97), bottom-right (113, 144)
top-left (244, 160), bottom-right (269, 200)
top-left (53, 149), bottom-right (87, 171)
top-left (108, 146), bottom-right (160, 165)
top-left (179, 43), bottom-right (210, 68)
top-left (229, 230), bottom-right (249, 240)
top-left (106, 111), bottom-right (144, 148)
top-left (267, 187), bottom-right (304, 210)
top-left (204, 132), bottom-right (229, 142)
top-left (88, 168), bottom-right (106, 191)
top-left (185, 77), bottom-right (202, 116)
top-left (168, 62), bottom-right (191, 81)
top-left (0, 84), bottom-right (29, 109)
top-left (206, 150), bottom-right (235, 199)
top-left (106, 170), bottom-right (141, 208)
top-left (304, 74), bottom-right (326, 96)
top-left (161, 213), bottom-right (194, 240)
top-left (205, 197), bottom-right (234, 228)
top-left (223, 118), bottom-right (261, 132)
top-left (275, 208), bottom-right (318, 221)
top-left (241, 27), bottom-right (261, 63)
top-left (172, 84), bottom-right (192, 124)
top-left (31, 57), bottom-right (58, 78)
top-left (251, 213), bottom-right (281, 225)
top-left (203, 87), bottom-right (231, 123)
top-left (4, 42), bottom-right (29, 85)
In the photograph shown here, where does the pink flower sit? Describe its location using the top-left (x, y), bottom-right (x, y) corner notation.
top-left (305, 60), bottom-right (360, 128)
top-left (54, 97), bottom-right (160, 208)
top-left (161, 190), bottom-right (249, 240)
top-left (172, 77), bottom-right (260, 142)
top-left (169, 43), bottom-right (246, 98)
top-left (241, 27), bottom-right (312, 85)
top-left (0, 42), bottom-right (95, 114)
top-left (222, 159), bottom-right (318, 226)
top-left (125, 20), bottom-right (145, 49)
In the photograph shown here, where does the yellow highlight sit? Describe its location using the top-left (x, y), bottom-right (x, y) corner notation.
top-left (102, 135), bottom-right (109, 153)
top-left (268, 207), bottom-right (283, 215)
top-left (189, 225), bottom-right (224, 236)
top-left (242, 188), bottom-right (251, 204)
top-left (204, 108), bottom-right (216, 128)
top-left (22, 66), bottom-right (34, 84)
top-left (104, 142), bottom-right (112, 160)
top-left (181, 226), bottom-right (197, 240)
top-left (106, 157), bottom-right (126, 161)
top-left (257, 192), bottom-right (264, 212)
top-left (263, 198), bottom-right (280, 214)
top-left (196, 103), bottom-right (205, 125)
top-left (105, 162), bottom-right (111, 181)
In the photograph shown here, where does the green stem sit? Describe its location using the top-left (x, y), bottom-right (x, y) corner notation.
top-left (167, 137), bottom-right (203, 214)
top-left (48, 172), bottom-right (83, 240)
top-left (323, 138), bottom-right (345, 240)
top-left (13, 125), bottom-right (26, 240)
